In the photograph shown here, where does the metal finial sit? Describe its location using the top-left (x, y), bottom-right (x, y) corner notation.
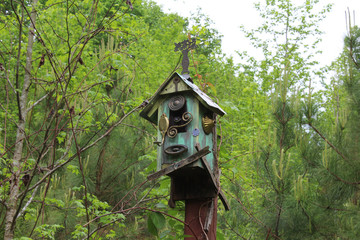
top-left (174, 39), bottom-right (196, 80)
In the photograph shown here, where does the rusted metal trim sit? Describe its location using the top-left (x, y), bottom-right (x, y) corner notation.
top-left (164, 144), bottom-right (188, 155)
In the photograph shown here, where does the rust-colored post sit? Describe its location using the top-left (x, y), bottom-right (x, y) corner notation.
top-left (184, 197), bottom-right (218, 240)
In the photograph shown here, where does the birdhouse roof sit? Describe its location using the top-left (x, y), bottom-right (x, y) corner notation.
top-left (140, 72), bottom-right (226, 124)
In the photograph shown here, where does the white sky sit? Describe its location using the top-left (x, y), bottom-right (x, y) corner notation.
top-left (153, 0), bottom-right (360, 67)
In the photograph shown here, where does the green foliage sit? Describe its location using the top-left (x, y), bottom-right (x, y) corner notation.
top-left (0, 0), bottom-right (190, 238)
top-left (218, 0), bottom-right (334, 239)
top-left (0, 0), bottom-right (359, 239)
top-left (34, 224), bottom-right (64, 240)
top-left (147, 212), bottom-right (165, 236)
top-left (71, 224), bottom-right (88, 239)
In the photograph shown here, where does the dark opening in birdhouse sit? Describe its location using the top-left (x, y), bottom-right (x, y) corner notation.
top-left (169, 95), bottom-right (188, 134)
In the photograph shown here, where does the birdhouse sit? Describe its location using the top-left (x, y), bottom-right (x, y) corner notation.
top-left (140, 72), bottom-right (228, 205)
top-left (140, 72), bottom-right (225, 169)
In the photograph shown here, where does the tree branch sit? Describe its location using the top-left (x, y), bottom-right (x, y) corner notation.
top-left (307, 122), bottom-right (349, 163)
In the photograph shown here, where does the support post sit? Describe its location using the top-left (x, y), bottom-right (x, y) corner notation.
top-left (184, 197), bottom-right (218, 240)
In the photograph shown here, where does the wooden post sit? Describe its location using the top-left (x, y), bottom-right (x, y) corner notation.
top-left (184, 197), bottom-right (218, 239)
top-left (182, 114), bottom-right (230, 240)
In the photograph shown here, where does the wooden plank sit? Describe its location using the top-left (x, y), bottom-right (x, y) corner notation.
top-left (218, 189), bottom-right (230, 211)
top-left (195, 143), bottom-right (230, 211)
top-left (195, 143), bottom-right (218, 189)
top-left (147, 146), bottom-right (210, 181)
top-left (204, 199), bottom-right (214, 232)
top-left (159, 79), bottom-right (190, 95)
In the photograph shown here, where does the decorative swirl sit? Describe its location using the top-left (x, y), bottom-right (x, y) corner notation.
top-left (167, 127), bottom-right (178, 138)
top-left (167, 112), bottom-right (193, 138)
top-left (168, 95), bottom-right (186, 111)
top-left (182, 112), bottom-right (192, 121)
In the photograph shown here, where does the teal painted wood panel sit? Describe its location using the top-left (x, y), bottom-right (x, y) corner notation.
top-left (156, 92), bottom-right (215, 171)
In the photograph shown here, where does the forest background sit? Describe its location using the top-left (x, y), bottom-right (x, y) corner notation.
top-left (1, 0), bottom-right (360, 239)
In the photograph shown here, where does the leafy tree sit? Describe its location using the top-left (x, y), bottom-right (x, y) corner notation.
top-left (301, 15), bottom-right (360, 238)
top-left (4, 0), bottom-right (359, 239)
top-left (0, 0), bottom-right (233, 238)
top-left (218, 0), bottom-right (331, 239)
top-left (0, 0), bottom-right (154, 238)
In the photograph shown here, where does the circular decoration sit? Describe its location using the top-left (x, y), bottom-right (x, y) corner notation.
top-left (167, 127), bottom-right (178, 138)
top-left (168, 95), bottom-right (185, 111)
top-left (192, 128), bottom-right (200, 137)
top-left (164, 144), bottom-right (188, 155)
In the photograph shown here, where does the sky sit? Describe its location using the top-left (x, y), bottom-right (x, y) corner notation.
top-left (153, 0), bottom-right (360, 67)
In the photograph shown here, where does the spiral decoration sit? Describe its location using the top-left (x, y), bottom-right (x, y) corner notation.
top-left (167, 112), bottom-right (193, 138)
top-left (167, 127), bottom-right (178, 138)
top-left (182, 112), bottom-right (192, 121)
top-left (168, 95), bottom-right (186, 111)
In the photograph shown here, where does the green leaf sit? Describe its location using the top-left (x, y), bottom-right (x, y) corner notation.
top-left (150, 212), bottom-right (166, 230)
top-left (147, 215), bottom-right (158, 236)
top-left (216, 229), bottom-right (226, 240)
top-left (155, 202), bottom-right (167, 209)
top-left (147, 212), bottom-right (165, 236)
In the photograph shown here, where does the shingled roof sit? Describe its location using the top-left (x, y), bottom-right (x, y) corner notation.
top-left (140, 72), bottom-right (226, 124)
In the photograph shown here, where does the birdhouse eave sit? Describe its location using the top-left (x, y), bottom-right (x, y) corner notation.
top-left (139, 72), bottom-right (226, 124)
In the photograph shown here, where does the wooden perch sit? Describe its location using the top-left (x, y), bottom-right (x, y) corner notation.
top-left (147, 146), bottom-right (210, 181)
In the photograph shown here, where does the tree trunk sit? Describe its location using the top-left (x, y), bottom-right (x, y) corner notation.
top-left (4, 0), bottom-right (38, 239)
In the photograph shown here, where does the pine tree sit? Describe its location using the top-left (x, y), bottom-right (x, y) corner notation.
top-left (303, 16), bottom-right (360, 238)
top-left (221, 0), bottom-right (331, 239)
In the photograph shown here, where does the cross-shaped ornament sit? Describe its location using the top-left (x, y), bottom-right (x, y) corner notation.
top-left (174, 38), bottom-right (196, 80)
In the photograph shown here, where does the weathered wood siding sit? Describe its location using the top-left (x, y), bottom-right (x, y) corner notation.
top-left (157, 92), bottom-right (214, 171)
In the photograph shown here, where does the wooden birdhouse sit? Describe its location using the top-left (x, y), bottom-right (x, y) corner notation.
top-left (140, 72), bottom-right (229, 207)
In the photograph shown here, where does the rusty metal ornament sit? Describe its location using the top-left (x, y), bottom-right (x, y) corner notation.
top-left (173, 77), bottom-right (180, 92)
top-left (159, 113), bottom-right (169, 145)
top-left (167, 112), bottom-right (193, 138)
top-left (174, 39), bottom-right (196, 77)
top-left (168, 95), bottom-right (185, 111)
top-left (164, 144), bottom-right (188, 155)
top-left (202, 115), bottom-right (215, 134)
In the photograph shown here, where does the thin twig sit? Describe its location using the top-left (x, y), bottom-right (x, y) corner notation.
top-left (307, 123), bottom-right (349, 163)
top-left (26, 93), bottom-right (50, 112)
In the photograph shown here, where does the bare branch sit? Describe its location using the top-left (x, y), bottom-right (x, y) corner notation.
top-left (26, 92), bottom-right (50, 112)
top-left (19, 103), bottom-right (144, 196)
top-left (16, 185), bottom-right (39, 220)
top-left (307, 122), bottom-right (349, 163)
